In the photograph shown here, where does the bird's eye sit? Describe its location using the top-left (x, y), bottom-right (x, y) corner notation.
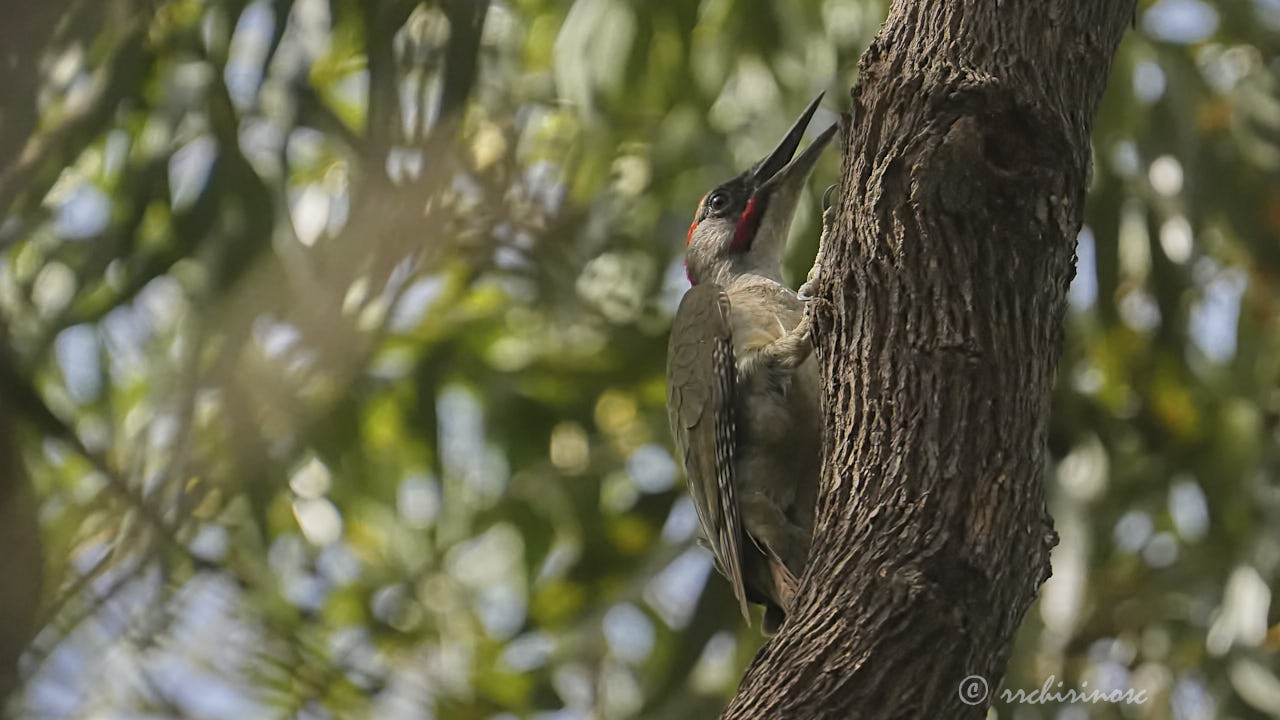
top-left (707, 192), bottom-right (730, 214)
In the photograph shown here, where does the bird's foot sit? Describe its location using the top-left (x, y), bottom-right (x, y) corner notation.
top-left (797, 184), bottom-right (838, 302)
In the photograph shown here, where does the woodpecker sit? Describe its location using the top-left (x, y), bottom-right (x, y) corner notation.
top-left (667, 95), bottom-right (835, 634)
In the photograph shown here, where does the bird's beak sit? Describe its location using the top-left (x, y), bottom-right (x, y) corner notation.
top-left (736, 94), bottom-right (835, 260)
top-left (750, 92), bottom-right (836, 193)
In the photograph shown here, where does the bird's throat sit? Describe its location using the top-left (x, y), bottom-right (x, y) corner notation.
top-left (730, 194), bottom-right (768, 252)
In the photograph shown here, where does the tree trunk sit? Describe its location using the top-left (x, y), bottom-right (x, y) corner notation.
top-left (724, 2), bottom-right (1135, 717)
top-left (0, 398), bottom-right (43, 707)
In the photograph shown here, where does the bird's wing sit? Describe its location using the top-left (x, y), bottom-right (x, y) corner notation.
top-left (666, 283), bottom-right (750, 623)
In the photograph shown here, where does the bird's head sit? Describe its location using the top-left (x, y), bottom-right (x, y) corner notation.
top-left (684, 94), bottom-right (835, 286)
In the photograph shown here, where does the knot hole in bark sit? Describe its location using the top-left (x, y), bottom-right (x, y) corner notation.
top-left (930, 98), bottom-right (1065, 219)
top-left (893, 548), bottom-right (991, 636)
top-left (979, 106), bottom-right (1040, 175)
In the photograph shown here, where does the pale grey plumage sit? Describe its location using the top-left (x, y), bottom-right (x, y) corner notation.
top-left (666, 95), bottom-right (834, 633)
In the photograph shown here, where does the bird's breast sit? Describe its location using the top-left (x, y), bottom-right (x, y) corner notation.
top-left (725, 282), bottom-right (804, 354)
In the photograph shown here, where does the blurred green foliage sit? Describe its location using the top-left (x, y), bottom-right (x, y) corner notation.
top-left (0, 0), bottom-right (1277, 718)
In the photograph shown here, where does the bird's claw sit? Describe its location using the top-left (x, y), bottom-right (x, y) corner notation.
top-left (798, 192), bottom-right (836, 302)
top-left (797, 272), bottom-right (820, 302)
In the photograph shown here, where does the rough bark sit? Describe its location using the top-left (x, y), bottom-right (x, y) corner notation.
top-left (723, 1), bottom-right (1134, 717)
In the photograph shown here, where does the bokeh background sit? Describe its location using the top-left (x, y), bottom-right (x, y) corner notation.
top-left (0, 0), bottom-right (1277, 718)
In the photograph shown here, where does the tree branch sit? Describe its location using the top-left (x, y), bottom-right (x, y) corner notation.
top-left (437, 0), bottom-right (490, 127)
top-left (0, 374), bottom-right (43, 707)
